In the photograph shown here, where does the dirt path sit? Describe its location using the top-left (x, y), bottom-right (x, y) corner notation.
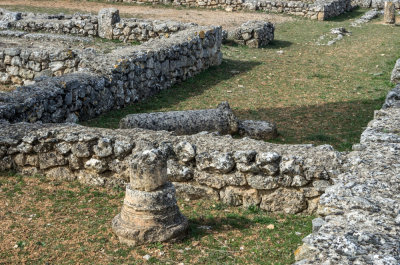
top-left (0, 0), bottom-right (293, 29)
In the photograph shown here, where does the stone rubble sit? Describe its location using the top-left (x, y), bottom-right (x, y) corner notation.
top-left (225, 21), bottom-right (275, 48)
top-left (316, 27), bottom-right (351, 46)
top-left (350, 9), bottom-right (381, 27)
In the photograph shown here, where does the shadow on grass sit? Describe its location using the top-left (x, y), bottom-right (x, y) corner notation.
top-left (234, 97), bottom-right (386, 151)
top-left (81, 58), bottom-right (262, 128)
top-left (186, 214), bottom-right (275, 240)
top-left (223, 39), bottom-right (292, 49)
top-left (266, 39), bottom-right (293, 49)
top-left (325, 7), bottom-right (366, 22)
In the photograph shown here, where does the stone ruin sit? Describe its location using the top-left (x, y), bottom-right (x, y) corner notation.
top-left (103, 0), bottom-right (353, 20)
top-left (0, 5), bottom-right (399, 263)
top-left (120, 101), bottom-right (278, 140)
top-left (224, 21), bottom-right (275, 48)
top-left (112, 149), bottom-right (188, 246)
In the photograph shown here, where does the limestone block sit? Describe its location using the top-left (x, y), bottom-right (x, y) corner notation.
top-left (38, 151), bottom-right (67, 169)
top-left (238, 120), bottom-right (278, 140)
top-left (246, 174), bottom-right (279, 190)
top-left (391, 58), bottom-right (400, 84)
top-left (98, 8), bottom-right (120, 39)
top-left (167, 159), bottom-right (194, 182)
top-left (195, 151), bottom-right (235, 174)
top-left (260, 188), bottom-right (307, 213)
top-left (220, 186), bottom-right (261, 207)
top-left (173, 182), bottom-right (219, 200)
top-left (174, 141), bottom-right (196, 163)
top-left (384, 2), bottom-right (395, 24)
top-left (129, 149), bottom-right (168, 191)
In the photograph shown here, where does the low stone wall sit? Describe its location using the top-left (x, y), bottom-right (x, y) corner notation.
top-left (294, 90), bottom-right (400, 262)
top-left (95, 0), bottom-right (351, 20)
top-left (0, 26), bottom-right (222, 123)
top-left (225, 21), bottom-right (274, 48)
top-left (0, 8), bottom-right (195, 42)
top-left (0, 121), bottom-right (344, 214)
top-left (351, 0), bottom-right (400, 9)
top-left (0, 44), bottom-right (80, 86)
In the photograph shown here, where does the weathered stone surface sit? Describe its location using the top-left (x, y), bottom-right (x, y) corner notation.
top-left (383, 1), bottom-right (396, 24)
top-left (130, 149), bottom-right (168, 192)
top-left (225, 21), bottom-right (275, 48)
top-left (38, 151), bottom-right (67, 169)
top-left (0, 122), bottom-right (342, 214)
top-left (238, 120), bottom-right (277, 140)
top-left (260, 188), bottom-right (307, 214)
top-left (391, 58), bottom-right (400, 84)
top-left (167, 159), bottom-right (194, 182)
top-left (246, 174), bottom-right (279, 190)
top-left (112, 182), bottom-right (188, 246)
top-left (220, 186), bottom-right (260, 207)
top-left (173, 182), bottom-right (219, 200)
top-left (120, 102), bottom-right (239, 135)
top-left (98, 8), bottom-right (120, 39)
top-left (196, 151), bottom-right (235, 174)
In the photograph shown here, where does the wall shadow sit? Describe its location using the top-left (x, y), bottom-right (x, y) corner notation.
top-left (222, 39), bottom-right (292, 49)
top-left (82, 58), bottom-right (261, 128)
top-left (325, 7), bottom-right (366, 22)
top-left (233, 97), bottom-right (386, 151)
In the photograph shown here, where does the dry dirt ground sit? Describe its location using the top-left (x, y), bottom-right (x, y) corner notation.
top-left (0, 0), bottom-right (294, 30)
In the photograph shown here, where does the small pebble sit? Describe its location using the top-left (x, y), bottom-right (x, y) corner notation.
top-left (143, 254), bottom-right (151, 261)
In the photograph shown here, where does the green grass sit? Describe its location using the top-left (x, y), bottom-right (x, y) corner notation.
top-left (0, 173), bottom-right (313, 264)
top-left (81, 9), bottom-right (399, 151)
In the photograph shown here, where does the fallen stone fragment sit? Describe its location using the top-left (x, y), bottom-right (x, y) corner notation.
top-left (238, 120), bottom-right (277, 140)
top-left (120, 102), bottom-right (239, 135)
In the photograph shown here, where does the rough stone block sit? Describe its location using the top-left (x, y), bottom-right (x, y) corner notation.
top-left (98, 8), bottom-right (120, 39)
top-left (129, 149), bottom-right (168, 192)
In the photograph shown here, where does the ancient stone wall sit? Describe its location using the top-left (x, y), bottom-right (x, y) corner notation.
top-left (0, 44), bottom-right (80, 86)
top-left (0, 122), bottom-right (344, 214)
top-left (351, 0), bottom-right (400, 9)
top-left (0, 26), bottom-right (223, 123)
top-left (93, 0), bottom-right (351, 20)
top-left (0, 8), bottom-right (195, 42)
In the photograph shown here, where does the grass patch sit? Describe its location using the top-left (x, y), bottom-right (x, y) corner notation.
top-left (0, 174), bottom-right (312, 264)
top-left (82, 9), bottom-right (399, 151)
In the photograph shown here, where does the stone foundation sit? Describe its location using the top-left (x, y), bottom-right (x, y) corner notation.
top-left (0, 122), bottom-right (343, 214)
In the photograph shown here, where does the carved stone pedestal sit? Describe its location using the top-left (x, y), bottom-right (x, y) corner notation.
top-left (112, 149), bottom-right (188, 246)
